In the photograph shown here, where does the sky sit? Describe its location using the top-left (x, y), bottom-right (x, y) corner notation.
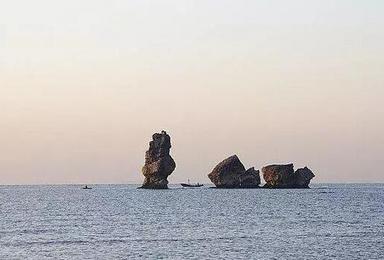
top-left (1, 0), bottom-right (383, 184)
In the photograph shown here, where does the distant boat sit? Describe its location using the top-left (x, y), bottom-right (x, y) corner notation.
top-left (180, 179), bottom-right (203, 188)
top-left (82, 185), bottom-right (92, 190)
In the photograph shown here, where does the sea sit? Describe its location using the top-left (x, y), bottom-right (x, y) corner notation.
top-left (0, 184), bottom-right (383, 259)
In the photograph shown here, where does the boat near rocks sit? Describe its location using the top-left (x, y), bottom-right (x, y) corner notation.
top-left (180, 180), bottom-right (203, 188)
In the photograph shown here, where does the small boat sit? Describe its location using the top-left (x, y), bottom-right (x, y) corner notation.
top-left (180, 179), bottom-right (203, 188)
top-left (82, 185), bottom-right (92, 190)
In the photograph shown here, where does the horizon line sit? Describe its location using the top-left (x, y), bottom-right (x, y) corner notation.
top-left (0, 182), bottom-right (383, 186)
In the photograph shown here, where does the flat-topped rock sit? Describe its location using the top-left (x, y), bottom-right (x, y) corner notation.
top-left (140, 131), bottom-right (176, 189)
top-left (262, 164), bottom-right (315, 188)
top-left (208, 155), bottom-right (260, 188)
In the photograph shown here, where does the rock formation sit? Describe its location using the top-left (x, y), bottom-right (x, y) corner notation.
top-left (140, 131), bottom-right (176, 189)
top-left (294, 167), bottom-right (316, 188)
top-left (262, 164), bottom-right (315, 188)
top-left (208, 155), bottom-right (260, 188)
top-left (240, 167), bottom-right (261, 188)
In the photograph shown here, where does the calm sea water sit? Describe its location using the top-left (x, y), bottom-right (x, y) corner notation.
top-left (0, 184), bottom-right (383, 259)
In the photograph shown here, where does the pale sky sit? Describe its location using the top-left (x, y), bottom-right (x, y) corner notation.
top-left (1, 0), bottom-right (383, 184)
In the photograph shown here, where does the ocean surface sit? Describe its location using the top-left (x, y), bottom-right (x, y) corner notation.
top-left (0, 184), bottom-right (383, 259)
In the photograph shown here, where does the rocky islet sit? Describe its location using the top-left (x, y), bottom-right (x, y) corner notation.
top-left (139, 131), bottom-right (315, 189)
top-left (207, 155), bottom-right (261, 188)
top-left (140, 131), bottom-right (176, 189)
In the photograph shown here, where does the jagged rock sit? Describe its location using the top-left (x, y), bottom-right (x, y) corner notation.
top-left (262, 164), bottom-right (315, 188)
top-left (140, 131), bottom-right (176, 189)
top-left (208, 155), bottom-right (260, 188)
top-left (239, 167), bottom-right (261, 188)
top-left (294, 167), bottom-right (315, 188)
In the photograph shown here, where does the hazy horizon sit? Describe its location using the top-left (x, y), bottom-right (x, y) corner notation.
top-left (1, 0), bottom-right (384, 184)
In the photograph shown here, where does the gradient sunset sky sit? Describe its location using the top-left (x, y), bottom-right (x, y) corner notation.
top-left (1, 0), bottom-right (383, 184)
